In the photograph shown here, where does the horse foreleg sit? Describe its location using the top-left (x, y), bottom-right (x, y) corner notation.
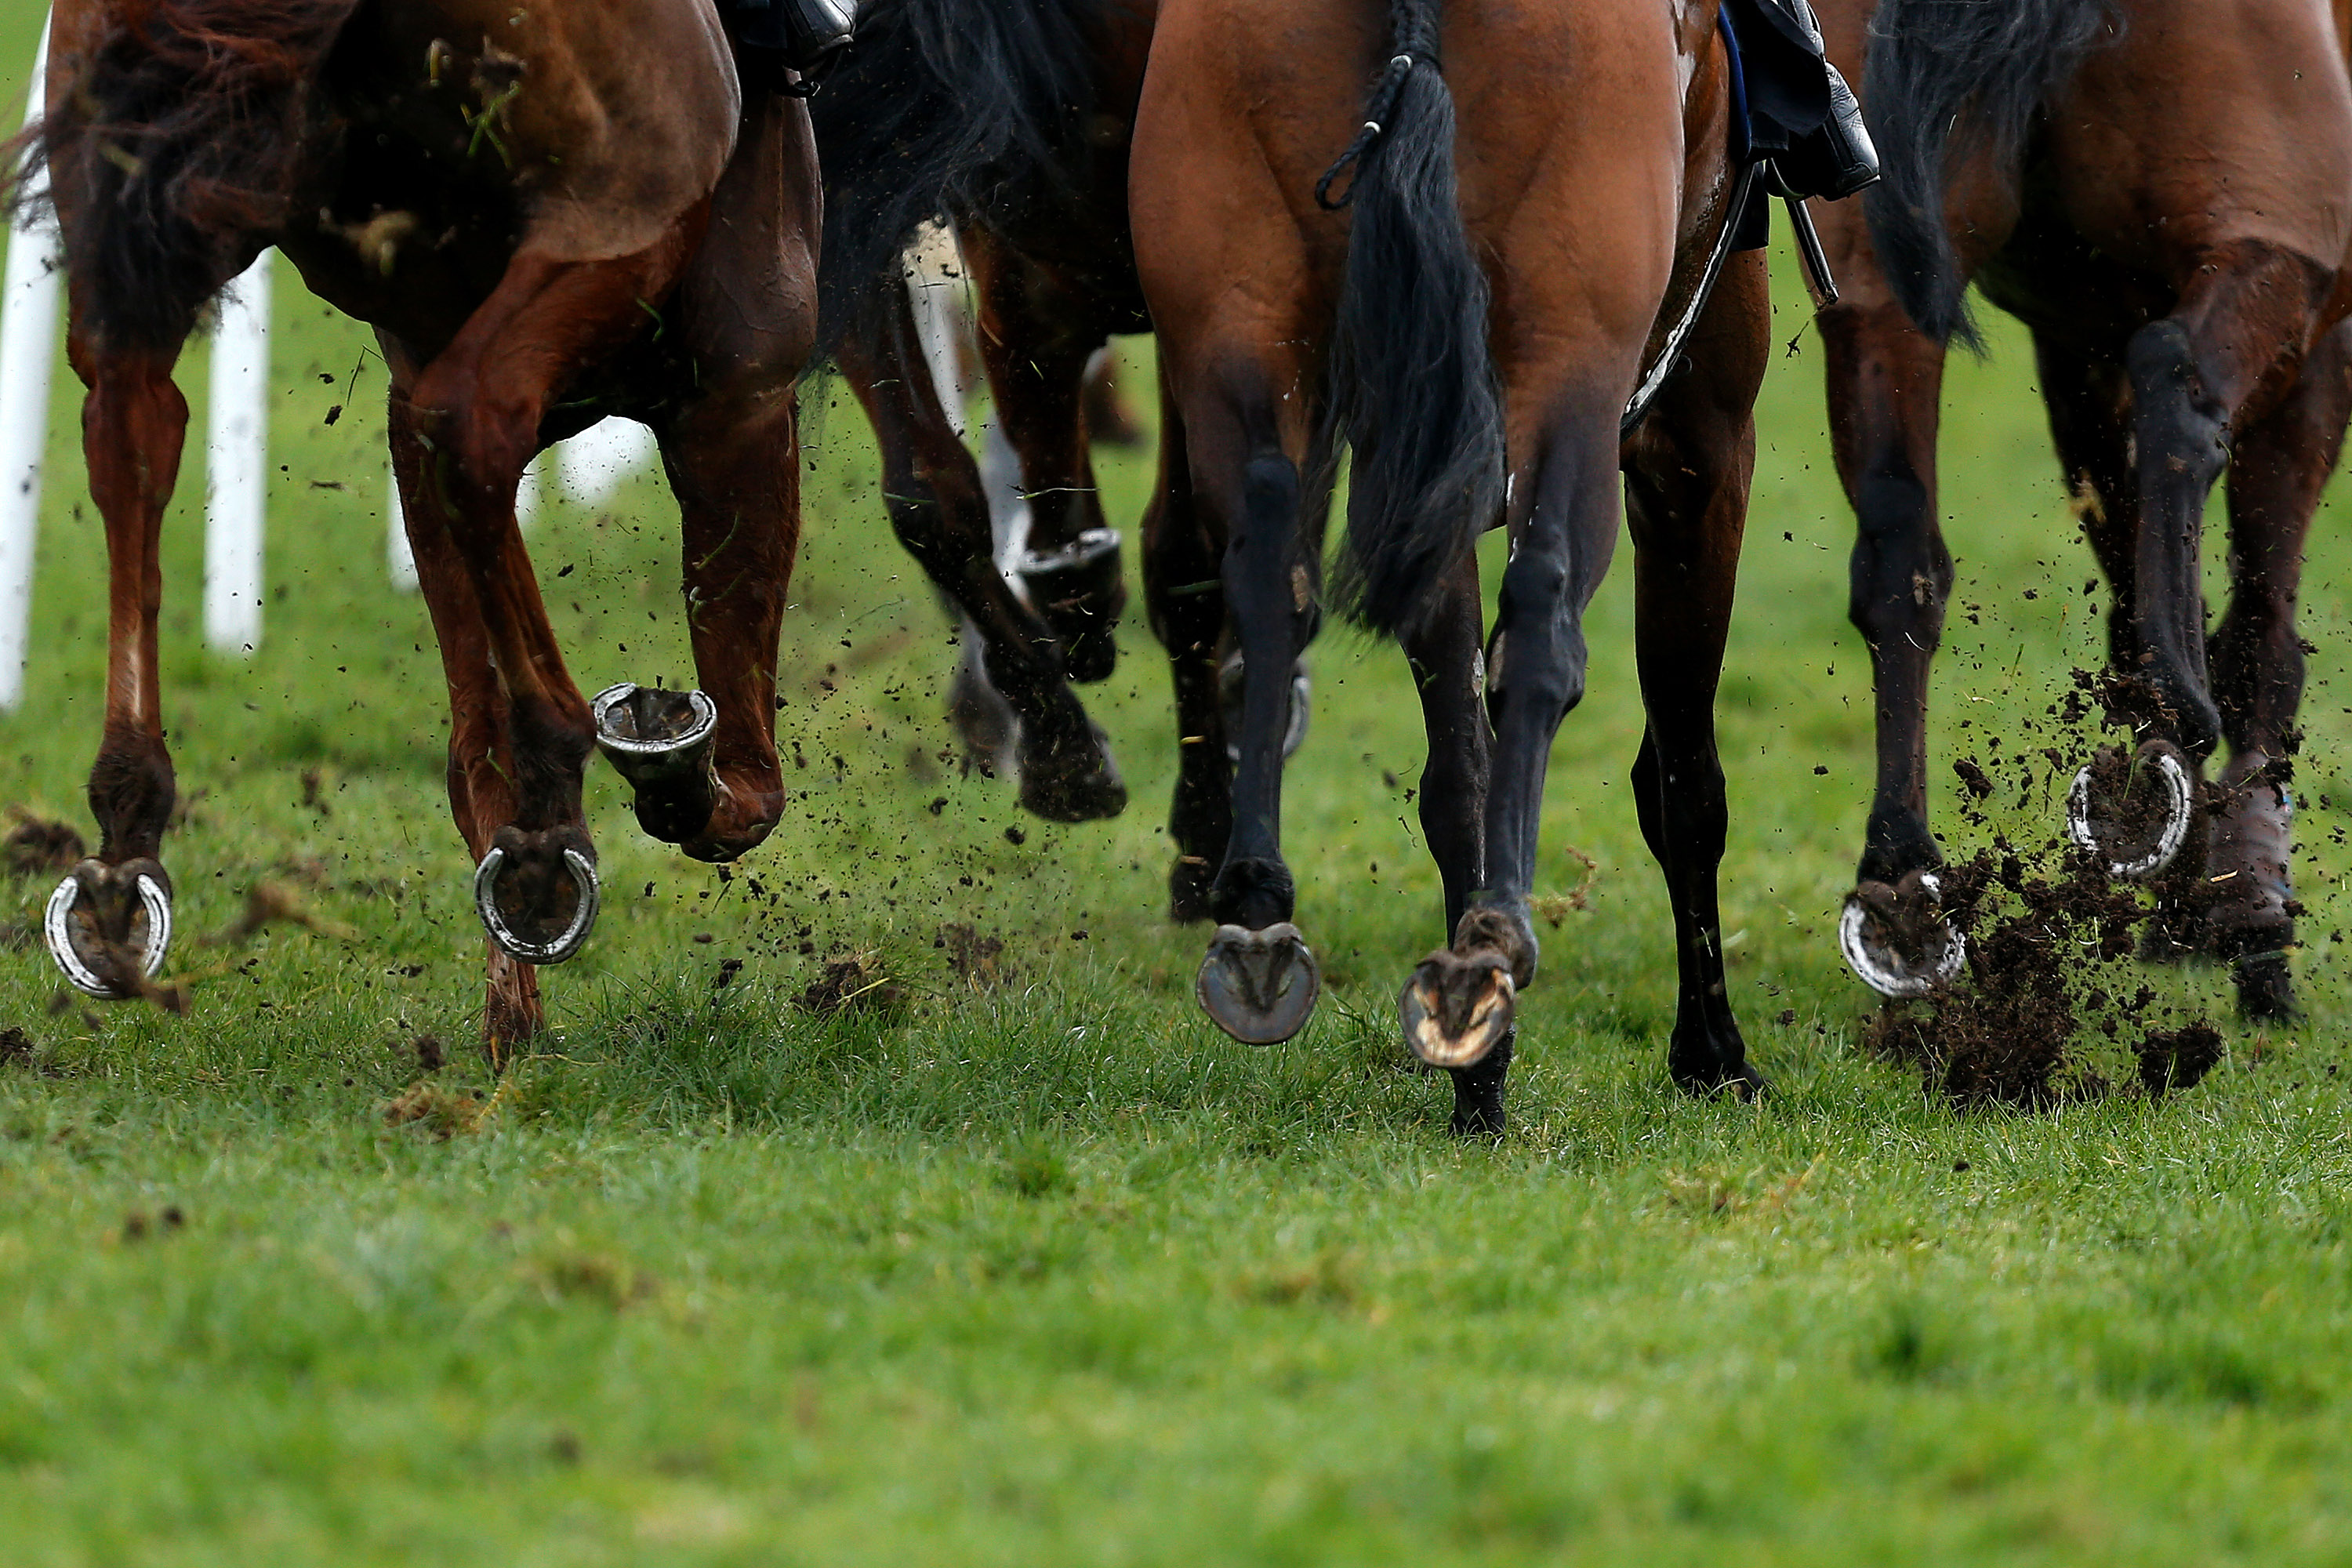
top-left (1622, 255), bottom-right (1769, 1098)
top-left (1394, 552), bottom-right (1497, 1131)
top-left (965, 229), bottom-right (1127, 682)
top-left (619, 90), bottom-right (816, 864)
top-left (407, 245), bottom-right (689, 967)
top-left (387, 345), bottom-right (538, 1055)
top-left (1818, 287), bottom-right (1961, 997)
top-left (2204, 318), bottom-right (2352, 1018)
top-left (840, 285), bottom-right (1125, 822)
top-left (45, 340), bottom-right (189, 1000)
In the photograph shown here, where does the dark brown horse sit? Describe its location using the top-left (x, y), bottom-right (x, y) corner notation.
top-left (23, 0), bottom-right (815, 1049)
top-left (1133, 0), bottom-right (1777, 1129)
top-left (1818, 0), bottom-right (2352, 1018)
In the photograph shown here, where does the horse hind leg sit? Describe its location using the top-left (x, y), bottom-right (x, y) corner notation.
top-left (45, 339), bottom-right (190, 1002)
top-left (2201, 318), bottom-right (2352, 1019)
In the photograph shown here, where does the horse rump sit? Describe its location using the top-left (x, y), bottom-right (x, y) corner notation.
top-left (1323, 0), bottom-right (1504, 639)
top-left (1861, 0), bottom-right (2118, 348)
top-left (8, 0), bottom-right (364, 354)
top-left (808, 0), bottom-right (1111, 352)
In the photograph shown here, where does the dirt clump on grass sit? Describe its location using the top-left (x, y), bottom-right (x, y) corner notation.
top-left (795, 953), bottom-right (905, 1018)
top-left (1866, 840), bottom-right (2226, 1107)
top-left (2, 808), bottom-right (84, 877)
top-left (938, 923), bottom-right (1011, 991)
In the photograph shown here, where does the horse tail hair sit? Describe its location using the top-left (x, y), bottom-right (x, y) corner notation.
top-left (1862, 0), bottom-right (2118, 349)
top-left (1324, 0), bottom-right (1503, 639)
top-left (5, 0), bottom-right (361, 355)
top-left (808, 0), bottom-right (1104, 354)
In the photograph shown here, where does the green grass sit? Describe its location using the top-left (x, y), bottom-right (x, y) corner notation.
top-left (9, 32), bottom-right (2352, 1566)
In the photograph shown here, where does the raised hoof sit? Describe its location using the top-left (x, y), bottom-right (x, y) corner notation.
top-left (1018, 720), bottom-right (1127, 823)
top-left (1015, 528), bottom-right (1126, 684)
top-left (2067, 739), bottom-right (2194, 880)
top-left (1839, 870), bottom-right (1965, 998)
top-left (1196, 922), bottom-right (1320, 1044)
top-left (1399, 947), bottom-right (1515, 1069)
top-left (1218, 652), bottom-right (1312, 764)
top-left (45, 857), bottom-right (172, 1000)
top-left (593, 683), bottom-right (720, 844)
top-left (473, 829), bottom-right (600, 965)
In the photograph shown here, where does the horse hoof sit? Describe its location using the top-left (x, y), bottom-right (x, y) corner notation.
top-left (2067, 739), bottom-right (2194, 880)
top-left (1016, 528), bottom-right (1125, 684)
top-left (1839, 871), bottom-right (1965, 998)
top-left (1018, 721), bottom-right (1127, 823)
top-left (45, 857), bottom-right (172, 999)
top-left (1218, 652), bottom-right (1312, 764)
top-left (1196, 922), bottom-right (1320, 1044)
top-left (1399, 947), bottom-right (1515, 1069)
top-left (593, 683), bottom-right (720, 844)
top-left (473, 837), bottom-right (600, 964)
top-left (1673, 1057), bottom-right (1769, 1101)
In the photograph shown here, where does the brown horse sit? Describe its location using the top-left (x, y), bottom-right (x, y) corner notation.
top-left (22, 0), bottom-right (815, 1049)
top-left (1818, 0), bottom-right (2352, 1018)
top-left (1133, 0), bottom-right (1777, 1129)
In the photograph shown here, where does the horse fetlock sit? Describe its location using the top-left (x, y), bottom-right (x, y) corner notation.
top-left (1446, 1029), bottom-right (1515, 1137)
top-left (593, 683), bottom-right (720, 844)
top-left (1016, 706), bottom-right (1127, 823)
top-left (1209, 856), bottom-right (1294, 932)
top-left (1015, 528), bottom-right (1126, 684)
top-left (45, 857), bottom-right (174, 1000)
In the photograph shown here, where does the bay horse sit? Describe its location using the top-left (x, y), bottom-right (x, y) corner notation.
top-left (1132, 0), bottom-right (1777, 1129)
top-left (11, 0), bottom-right (1041, 1051)
top-left (1817, 0), bottom-right (2352, 1018)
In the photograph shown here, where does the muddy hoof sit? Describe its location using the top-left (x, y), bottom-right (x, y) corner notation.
top-left (1018, 720), bottom-right (1127, 823)
top-left (45, 857), bottom-right (172, 999)
top-left (2234, 949), bottom-right (2296, 1022)
top-left (1671, 1054), bottom-right (1769, 1101)
top-left (593, 683), bottom-right (719, 844)
top-left (473, 827), bottom-right (600, 964)
top-left (1016, 528), bottom-right (1126, 684)
top-left (1196, 922), bottom-right (1320, 1044)
top-left (1218, 652), bottom-right (1312, 764)
top-left (2067, 739), bottom-right (2194, 880)
top-left (1839, 870), bottom-right (1965, 997)
top-left (1399, 947), bottom-right (1515, 1069)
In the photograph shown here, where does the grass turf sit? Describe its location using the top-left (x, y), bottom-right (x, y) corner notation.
top-left (5, 33), bottom-right (2352, 1566)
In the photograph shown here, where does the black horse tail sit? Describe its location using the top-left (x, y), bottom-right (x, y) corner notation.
top-left (1324, 0), bottom-right (1503, 638)
top-left (6, 0), bottom-right (361, 355)
top-left (1863, 0), bottom-right (2118, 348)
top-left (808, 0), bottom-right (1104, 354)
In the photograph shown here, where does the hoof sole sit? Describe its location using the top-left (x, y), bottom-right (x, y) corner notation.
top-left (593, 683), bottom-right (720, 844)
top-left (2067, 740), bottom-right (2194, 880)
top-left (1400, 947), bottom-right (1515, 1069)
top-left (45, 858), bottom-right (172, 999)
top-left (1196, 922), bottom-right (1320, 1044)
top-left (1839, 873), bottom-right (1965, 998)
top-left (474, 844), bottom-right (601, 964)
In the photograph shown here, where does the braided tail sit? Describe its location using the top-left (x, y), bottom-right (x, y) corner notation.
top-left (1322, 0), bottom-right (1504, 638)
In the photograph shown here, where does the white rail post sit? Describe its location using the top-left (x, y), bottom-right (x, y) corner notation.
top-left (203, 252), bottom-right (270, 653)
top-left (0, 15), bottom-right (58, 709)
